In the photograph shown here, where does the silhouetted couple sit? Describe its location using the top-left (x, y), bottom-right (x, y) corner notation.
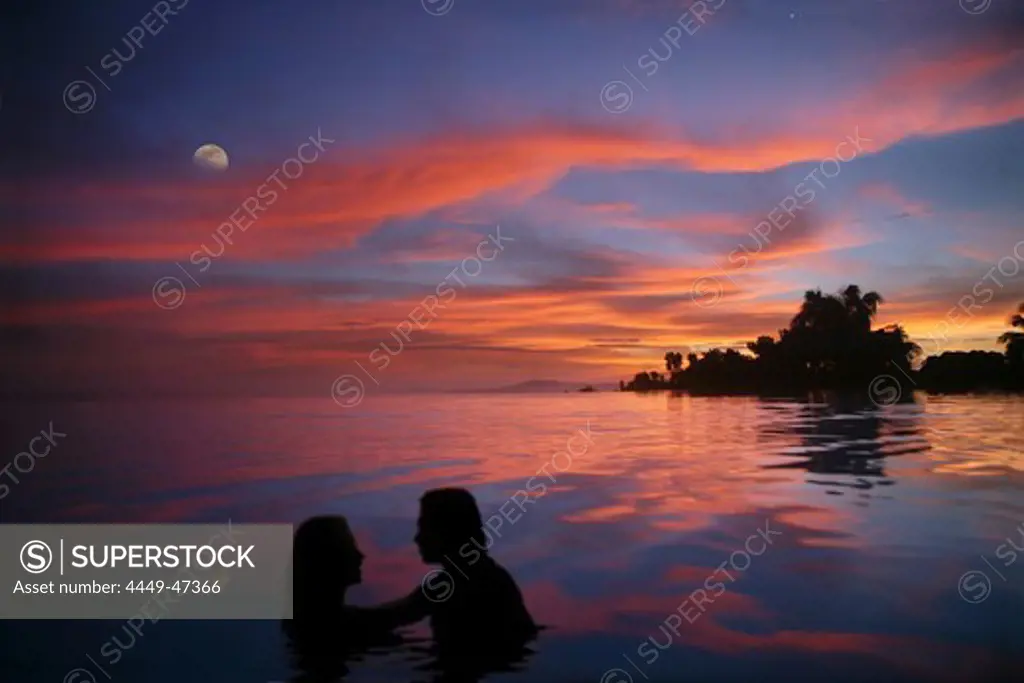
top-left (285, 487), bottom-right (537, 681)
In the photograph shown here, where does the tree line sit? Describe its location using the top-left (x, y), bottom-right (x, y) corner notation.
top-left (621, 286), bottom-right (1024, 394)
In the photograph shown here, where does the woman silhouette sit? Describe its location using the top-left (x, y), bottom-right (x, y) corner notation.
top-left (290, 516), bottom-right (364, 625)
top-left (283, 516), bottom-right (404, 678)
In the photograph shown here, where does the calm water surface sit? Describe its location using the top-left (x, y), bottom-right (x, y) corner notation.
top-left (2, 393), bottom-right (1023, 682)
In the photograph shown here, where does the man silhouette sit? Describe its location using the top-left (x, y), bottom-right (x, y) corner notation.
top-left (378, 488), bottom-right (537, 678)
top-left (416, 488), bottom-right (537, 643)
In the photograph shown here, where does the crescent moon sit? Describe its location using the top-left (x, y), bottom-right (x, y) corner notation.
top-left (193, 143), bottom-right (229, 172)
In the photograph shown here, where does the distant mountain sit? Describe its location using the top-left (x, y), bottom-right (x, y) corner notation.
top-left (493, 379), bottom-right (572, 393)
top-left (473, 379), bottom-right (617, 393)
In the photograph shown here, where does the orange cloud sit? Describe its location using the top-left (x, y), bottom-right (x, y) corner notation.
top-left (857, 183), bottom-right (931, 218)
top-left (7, 38), bottom-right (1021, 267)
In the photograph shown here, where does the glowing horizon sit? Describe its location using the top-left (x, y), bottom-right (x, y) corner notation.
top-left (3, 0), bottom-right (1023, 396)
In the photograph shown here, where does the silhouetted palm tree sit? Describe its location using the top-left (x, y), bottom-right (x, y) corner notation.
top-left (792, 286), bottom-right (884, 334)
top-left (664, 351), bottom-right (683, 373)
top-left (841, 284), bottom-right (883, 334)
top-left (785, 286), bottom-right (887, 381)
top-left (791, 289), bottom-right (826, 330)
top-left (746, 336), bottom-right (777, 359)
top-left (999, 302), bottom-right (1024, 372)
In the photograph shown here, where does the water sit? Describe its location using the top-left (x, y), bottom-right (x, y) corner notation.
top-left (2, 393), bottom-right (1023, 682)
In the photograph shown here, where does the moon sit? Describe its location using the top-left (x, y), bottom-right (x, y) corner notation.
top-left (193, 143), bottom-right (229, 172)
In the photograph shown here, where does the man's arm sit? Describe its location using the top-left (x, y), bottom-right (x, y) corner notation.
top-left (355, 587), bottom-right (430, 629)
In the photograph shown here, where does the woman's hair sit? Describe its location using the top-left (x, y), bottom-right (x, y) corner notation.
top-left (291, 515), bottom-right (355, 618)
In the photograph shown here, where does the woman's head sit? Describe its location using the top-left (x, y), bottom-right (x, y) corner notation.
top-left (293, 515), bottom-right (364, 607)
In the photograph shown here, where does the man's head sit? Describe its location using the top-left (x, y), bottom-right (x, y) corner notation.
top-left (415, 488), bottom-right (486, 563)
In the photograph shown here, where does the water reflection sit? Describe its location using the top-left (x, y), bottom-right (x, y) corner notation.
top-left (761, 394), bottom-right (929, 495)
top-left (0, 394), bottom-right (1022, 682)
top-left (284, 628), bottom-right (414, 683)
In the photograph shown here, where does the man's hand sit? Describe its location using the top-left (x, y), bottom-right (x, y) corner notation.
top-left (359, 587), bottom-right (429, 628)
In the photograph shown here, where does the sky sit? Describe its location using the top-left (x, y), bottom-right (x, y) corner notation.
top-left (2, 0), bottom-right (1024, 397)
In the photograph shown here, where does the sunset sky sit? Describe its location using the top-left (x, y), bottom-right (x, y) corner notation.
top-left (3, 0), bottom-right (1024, 396)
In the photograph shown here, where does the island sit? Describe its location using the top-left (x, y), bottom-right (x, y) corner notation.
top-left (619, 286), bottom-right (1024, 395)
